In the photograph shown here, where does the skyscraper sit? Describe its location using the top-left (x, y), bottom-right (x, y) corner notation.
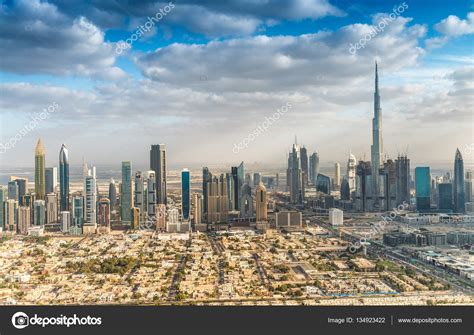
top-left (438, 183), bottom-right (453, 211)
top-left (5, 199), bottom-right (18, 232)
top-left (45, 167), bottom-right (57, 194)
top-left (334, 163), bottom-right (341, 190)
top-left (340, 178), bottom-right (350, 201)
top-left (59, 144), bottom-right (69, 211)
top-left (146, 171), bottom-right (156, 217)
top-left (346, 153), bottom-right (356, 193)
top-left (288, 142), bottom-right (303, 204)
top-left (84, 166), bottom-right (97, 224)
top-left (256, 183), bottom-right (267, 222)
top-left (18, 206), bottom-right (31, 235)
top-left (121, 161), bottom-right (133, 224)
top-left (253, 172), bottom-right (262, 187)
top-left (453, 148), bottom-right (465, 213)
top-left (109, 178), bottom-right (117, 209)
top-left (355, 161), bottom-right (373, 212)
top-left (230, 166), bottom-right (239, 210)
top-left (12, 178), bottom-right (27, 206)
top-left (415, 167), bottom-right (431, 211)
top-left (371, 62), bottom-right (384, 207)
top-left (465, 171), bottom-right (473, 203)
top-left (240, 183), bottom-right (253, 218)
top-left (202, 167), bottom-right (211, 221)
top-left (395, 155), bottom-right (410, 205)
top-left (46, 193), bottom-right (58, 224)
top-left (150, 144), bottom-right (167, 205)
top-left (72, 196), bottom-right (84, 228)
top-left (193, 193), bottom-right (202, 225)
top-left (309, 152), bottom-right (319, 185)
top-left (7, 181), bottom-right (18, 201)
top-left (98, 198), bottom-right (111, 228)
top-left (300, 146), bottom-right (308, 186)
top-left (33, 200), bottom-right (46, 226)
top-left (134, 171), bottom-right (144, 223)
top-left (181, 169), bottom-right (190, 221)
top-left (0, 186), bottom-right (5, 229)
top-left (237, 162), bottom-right (244, 208)
top-left (35, 138), bottom-right (46, 200)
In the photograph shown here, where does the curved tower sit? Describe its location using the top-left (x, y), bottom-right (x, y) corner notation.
top-left (35, 138), bottom-right (46, 200)
top-left (59, 144), bottom-right (69, 211)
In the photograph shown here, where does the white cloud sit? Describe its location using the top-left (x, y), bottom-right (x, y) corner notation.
top-left (435, 12), bottom-right (474, 36)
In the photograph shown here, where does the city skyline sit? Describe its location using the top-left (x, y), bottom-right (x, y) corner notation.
top-left (0, 1), bottom-right (473, 167)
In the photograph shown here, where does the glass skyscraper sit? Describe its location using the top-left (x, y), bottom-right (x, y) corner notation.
top-left (35, 138), bottom-right (46, 200)
top-left (181, 169), bottom-right (190, 221)
top-left (453, 148), bottom-right (465, 213)
top-left (59, 144), bottom-right (69, 211)
top-left (415, 167), bottom-right (431, 211)
top-left (150, 144), bottom-right (167, 205)
top-left (438, 183), bottom-right (453, 211)
top-left (121, 161), bottom-right (133, 223)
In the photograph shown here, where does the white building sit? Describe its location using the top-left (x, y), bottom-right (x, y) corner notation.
top-left (329, 208), bottom-right (343, 226)
top-left (60, 211), bottom-right (70, 233)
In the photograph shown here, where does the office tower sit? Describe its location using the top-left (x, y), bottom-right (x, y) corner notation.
top-left (131, 207), bottom-right (140, 230)
top-left (309, 152), bottom-right (319, 185)
top-left (0, 186), bottom-right (5, 229)
top-left (98, 198), bottom-right (111, 228)
top-left (46, 193), bottom-right (58, 224)
top-left (146, 171), bottom-right (156, 217)
top-left (202, 167), bottom-right (211, 220)
top-left (340, 178), bottom-right (350, 201)
top-left (438, 183), bottom-right (453, 211)
top-left (109, 178), bottom-right (117, 209)
top-left (465, 171), bottom-right (473, 203)
top-left (193, 193), bottom-right (202, 225)
top-left (72, 196), bottom-right (84, 228)
top-left (230, 167), bottom-right (239, 211)
top-left (334, 163), bottom-right (341, 190)
top-left (33, 200), bottom-right (46, 226)
top-left (10, 178), bottom-right (27, 206)
top-left (60, 211), bottom-right (70, 233)
top-left (415, 167), bottom-right (431, 211)
top-left (454, 149), bottom-right (465, 213)
top-left (22, 193), bottom-right (34, 224)
top-left (84, 166), bottom-right (97, 224)
top-left (156, 204), bottom-right (166, 231)
top-left (226, 173), bottom-right (233, 210)
top-left (121, 161), bottom-right (133, 223)
top-left (253, 173), bottom-right (262, 187)
top-left (237, 162), bottom-right (244, 207)
top-left (346, 153), bottom-right (357, 192)
top-left (5, 199), bottom-right (18, 232)
top-left (395, 155), bottom-right (410, 205)
top-left (256, 183), bottom-right (267, 222)
top-left (134, 171), bottom-right (144, 223)
top-left (240, 183), bottom-right (253, 218)
top-left (382, 159), bottom-right (397, 211)
top-left (45, 167), bottom-right (57, 194)
top-left (181, 169), bottom-right (190, 221)
top-left (354, 161), bottom-right (373, 212)
top-left (288, 142), bottom-right (303, 204)
top-left (316, 174), bottom-right (331, 194)
top-left (300, 146), bottom-right (308, 186)
top-left (35, 138), bottom-right (46, 200)
top-left (18, 206), bottom-right (31, 235)
top-left (7, 181), bottom-right (18, 201)
top-left (59, 144), bottom-right (69, 211)
top-left (207, 173), bottom-right (229, 223)
top-left (245, 173), bottom-right (252, 186)
top-left (371, 63), bottom-right (384, 206)
top-left (150, 144), bottom-right (167, 205)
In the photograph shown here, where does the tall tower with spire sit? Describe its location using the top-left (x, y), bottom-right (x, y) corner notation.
top-left (454, 148), bottom-right (465, 213)
top-left (59, 144), bottom-right (69, 211)
top-left (371, 62), bottom-right (384, 203)
top-left (35, 138), bottom-right (46, 200)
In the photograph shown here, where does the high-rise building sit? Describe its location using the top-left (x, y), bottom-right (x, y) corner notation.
top-left (334, 163), bottom-right (341, 190)
top-left (59, 144), bottom-right (69, 211)
top-left (146, 171), bottom-right (156, 217)
top-left (150, 144), bottom-right (167, 205)
top-left (454, 148), bottom-right (465, 213)
top-left (156, 204), bottom-right (166, 231)
top-left (98, 198), bottom-right (111, 228)
top-left (371, 63), bottom-right (384, 207)
top-left (131, 207), bottom-right (140, 230)
top-left (355, 161), bottom-right (373, 212)
top-left (207, 173), bottom-right (229, 223)
top-left (340, 178), bottom-right (350, 201)
top-left (72, 196), bottom-right (84, 228)
top-left (35, 138), bottom-right (46, 200)
top-left (60, 211), bottom-right (70, 233)
top-left (193, 193), bottom-right (202, 225)
top-left (17, 206), bottom-right (31, 235)
top-left (253, 173), bottom-right (262, 187)
top-left (316, 174), bottom-right (331, 195)
top-left (45, 167), bottom-right (57, 194)
top-left (5, 199), bottom-right (18, 232)
top-left (309, 152), bottom-right (319, 185)
top-left (84, 166), bottom-right (97, 224)
top-left (12, 178), bottom-right (27, 206)
top-left (7, 181), bottom-right (18, 201)
top-left (465, 171), bottom-right (473, 203)
top-left (438, 183), bottom-right (453, 211)
top-left (255, 183), bottom-right (267, 222)
top-left (0, 186), bottom-right (6, 229)
top-left (109, 178), bottom-right (117, 209)
top-left (237, 162), bottom-right (245, 208)
top-left (300, 146), bottom-right (308, 186)
top-left (382, 159), bottom-right (397, 211)
top-left (121, 161), bottom-right (133, 223)
top-left (288, 142), bottom-right (303, 204)
top-left (395, 155), bottom-right (410, 205)
top-left (181, 169), bottom-right (190, 221)
top-left (240, 183), bottom-right (253, 218)
top-left (202, 167), bottom-right (211, 221)
top-left (346, 153), bottom-right (357, 193)
top-left (415, 167), bottom-right (431, 211)
top-left (33, 200), bottom-right (46, 226)
top-left (46, 193), bottom-right (58, 224)
top-left (134, 171), bottom-right (144, 223)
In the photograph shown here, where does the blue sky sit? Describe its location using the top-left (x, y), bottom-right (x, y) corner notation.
top-left (0, 0), bottom-right (473, 169)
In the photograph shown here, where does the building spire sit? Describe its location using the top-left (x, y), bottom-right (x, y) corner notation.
top-left (375, 61), bottom-right (379, 95)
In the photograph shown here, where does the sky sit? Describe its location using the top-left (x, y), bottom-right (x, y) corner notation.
top-left (0, 0), bottom-right (473, 170)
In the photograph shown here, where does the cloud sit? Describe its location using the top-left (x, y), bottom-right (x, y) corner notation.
top-left (0, 0), bottom-right (124, 78)
top-left (435, 12), bottom-right (474, 36)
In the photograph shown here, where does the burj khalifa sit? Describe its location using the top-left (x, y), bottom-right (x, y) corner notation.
top-left (371, 62), bottom-right (384, 204)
